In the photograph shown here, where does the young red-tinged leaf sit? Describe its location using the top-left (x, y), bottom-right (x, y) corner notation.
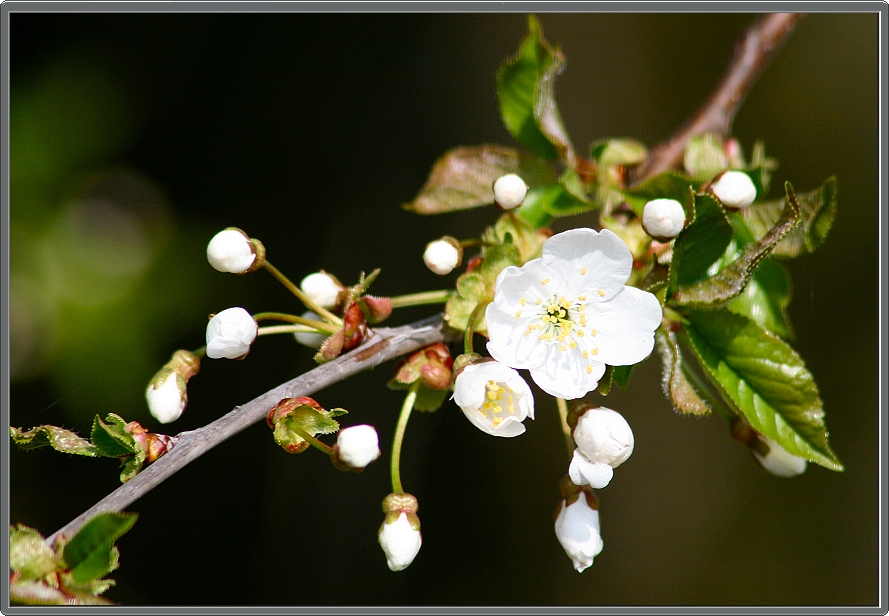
top-left (62, 512), bottom-right (138, 585)
top-left (10, 425), bottom-right (99, 457)
top-left (655, 329), bottom-right (711, 416)
top-left (741, 176), bottom-right (837, 258)
top-left (497, 15), bottom-right (575, 164)
top-left (683, 308), bottom-right (843, 471)
top-left (670, 183), bottom-right (799, 307)
top-left (403, 145), bottom-right (554, 214)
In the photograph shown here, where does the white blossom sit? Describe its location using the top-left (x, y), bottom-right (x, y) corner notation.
top-left (754, 437), bottom-right (808, 477)
top-left (711, 170), bottom-right (757, 208)
top-left (492, 173), bottom-right (528, 210)
top-left (642, 198), bottom-right (686, 239)
top-left (299, 272), bottom-right (342, 310)
top-left (206, 228), bottom-right (256, 274)
top-left (569, 407), bottom-right (634, 489)
top-left (554, 496), bottom-right (604, 573)
top-left (145, 371), bottom-right (186, 424)
top-left (206, 307), bottom-right (258, 359)
top-left (423, 238), bottom-right (462, 276)
top-left (452, 361), bottom-right (535, 437)
top-left (485, 228), bottom-right (662, 400)
top-left (379, 511), bottom-right (422, 572)
top-left (336, 425), bottom-right (381, 470)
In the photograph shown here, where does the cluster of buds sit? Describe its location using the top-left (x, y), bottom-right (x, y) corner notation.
top-left (378, 493), bottom-right (422, 572)
top-left (566, 404), bottom-right (634, 489)
top-left (145, 349), bottom-right (201, 424)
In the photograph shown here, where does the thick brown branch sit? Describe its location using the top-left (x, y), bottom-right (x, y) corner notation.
top-left (631, 12), bottom-right (805, 186)
top-left (46, 313), bottom-right (446, 545)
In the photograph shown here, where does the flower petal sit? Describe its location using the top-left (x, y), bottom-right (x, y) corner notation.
top-left (528, 346), bottom-right (605, 400)
top-left (585, 286), bottom-right (662, 366)
top-left (542, 228), bottom-right (632, 298)
top-left (485, 304), bottom-right (548, 370)
top-left (492, 259), bottom-right (558, 313)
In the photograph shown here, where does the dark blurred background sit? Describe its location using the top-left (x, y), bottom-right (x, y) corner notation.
top-left (8, 11), bottom-right (880, 606)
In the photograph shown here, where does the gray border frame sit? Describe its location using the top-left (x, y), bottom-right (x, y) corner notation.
top-left (1, 1), bottom-right (885, 614)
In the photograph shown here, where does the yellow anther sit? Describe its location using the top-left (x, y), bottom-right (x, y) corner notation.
top-left (597, 290), bottom-right (606, 297)
top-left (590, 329), bottom-right (598, 336)
top-left (515, 311), bottom-right (522, 319)
top-left (586, 364), bottom-right (593, 374)
top-left (577, 330), bottom-right (584, 337)
top-left (580, 315), bottom-right (587, 327)
top-left (569, 340), bottom-right (577, 349)
top-left (559, 345), bottom-right (567, 351)
top-left (535, 298), bottom-right (542, 305)
top-left (581, 267), bottom-right (587, 275)
top-left (578, 295), bottom-right (586, 301)
top-left (591, 348), bottom-right (599, 355)
top-left (541, 278), bottom-right (550, 285)
top-left (538, 333), bottom-right (548, 340)
top-left (519, 298), bottom-right (526, 306)
top-left (582, 350), bottom-right (589, 358)
top-left (492, 417), bottom-right (502, 427)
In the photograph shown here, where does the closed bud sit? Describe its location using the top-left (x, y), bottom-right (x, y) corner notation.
top-left (360, 295), bottom-right (393, 324)
top-left (145, 349), bottom-right (201, 424)
top-left (206, 307), bottom-right (259, 360)
top-left (300, 271), bottom-right (344, 310)
top-left (642, 198), bottom-right (686, 240)
top-left (568, 406), bottom-right (634, 489)
top-left (731, 419), bottom-right (807, 477)
top-left (293, 311), bottom-right (329, 349)
top-left (392, 343), bottom-right (454, 390)
top-left (379, 493), bottom-right (422, 572)
top-left (125, 421), bottom-right (178, 462)
top-left (554, 478), bottom-right (603, 573)
top-left (492, 173), bottom-right (528, 210)
top-left (710, 170), bottom-right (757, 209)
top-left (206, 227), bottom-right (265, 274)
top-left (423, 237), bottom-right (463, 275)
top-left (333, 424), bottom-right (381, 471)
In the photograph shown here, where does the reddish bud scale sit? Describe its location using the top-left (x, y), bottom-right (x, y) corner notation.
top-left (464, 255), bottom-right (484, 274)
top-left (555, 475), bottom-right (599, 517)
top-left (393, 343), bottom-right (454, 389)
top-left (342, 302), bottom-right (369, 352)
top-left (124, 421), bottom-right (178, 462)
top-left (266, 396), bottom-right (324, 428)
top-left (360, 295), bottom-right (393, 324)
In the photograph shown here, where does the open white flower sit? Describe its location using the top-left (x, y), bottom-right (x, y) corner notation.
top-left (335, 425), bottom-right (381, 470)
top-left (754, 437), bottom-right (808, 477)
top-left (206, 307), bottom-right (258, 359)
top-left (485, 228), bottom-right (662, 399)
top-left (711, 170), bottom-right (757, 208)
top-left (145, 370), bottom-right (186, 424)
top-left (299, 272), bottom-right (342, 310)
top-left (554, 495), bottom-right (604, 573)
top-left (452, 360), bottom-right (535, 437)
top-left (206, 228), bottom-right (257, 274)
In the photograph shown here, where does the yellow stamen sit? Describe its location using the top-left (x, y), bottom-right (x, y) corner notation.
top-left (515, 311), bottom-right (522, 318)
top-left (541, 278), bottom-right (550, 285)
top-left (591, 348), bottom-right (599, 355)
top-left (578, 295), bottom-right (586, 301)
top-left (519, 298), bottom-right (526, 306)
top-left (597, 290), bottom-right (606, 297)
top-left (586, 364), bottom-right (593, 374)
top-left (590, 329), bottom-right (598, 336)
top-left (580, 267), bottom-right (587, 275)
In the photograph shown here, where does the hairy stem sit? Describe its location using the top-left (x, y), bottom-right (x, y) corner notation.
top-left (46, 314), bottom-right (446, 545)
top-left (631, 13), bottom-right (805, 186)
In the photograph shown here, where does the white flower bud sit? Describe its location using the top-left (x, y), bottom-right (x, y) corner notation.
top-left (492, 173), bottom-right (528, 210)
top-left (299, 272), bottom-right (343, 310)
top-left (379, 493), bottom-right (422, 572)
top-left (754, 437), bottom-right (808, 477)
top-left (423, 237), bottom-right (462, 276)
top-left (554, 496), bottom-right (604, 573)
top-left (293, 311), bottom-right (328, 349)
top-left (642, 198), bottom-right (686, 239)
top-left (569, 407), bottom-right (634, 488)
top-left (335, 425), bottom-right (381, 470)
top-left (145, 371), bottom-right (186, 424)
top-left (206, 228), bottom-right (257, 274)
top-left (711, 170), bottom-right (757, 209)
top-left (205, 307), bottom-right (258, 359)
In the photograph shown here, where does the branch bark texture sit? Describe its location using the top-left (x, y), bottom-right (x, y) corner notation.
top-left (47, 314), bottom-right (446, 545)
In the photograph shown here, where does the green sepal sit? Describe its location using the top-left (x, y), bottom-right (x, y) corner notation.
top-left (497, 15), bottom-right (575, 164)
top-left (669, 182), bottom-right (799, 307)
top-left (611, 365), bottom-right (634, 390)
top-left (596, 366), bottom-right (614, 396)
top-left (682, 308), bottom-right (843, 471)
top-left (740, 176), bottom-right (837, 258)
top-left (667, 192), bottom-right (733, 294)
top-left (683, 133), bottom-right (727, 180)
top-left (445, 242), bottom-right (522, 335)
top-left (403, 144), bottom-right (555, 214)
top-left (622, 172), bottom-right (700, 217)
top-left (9, 425), bottom-right (99, 457)
top-left (590, 137), bottom-right (647, 168)
top-left (481, 211), bottom-right (550, 263)
top-left (744, 140), bottom-right (778, 197)
top-left (62, 512), bottom-right (138, 585)
top-left (655, 329), bottom-right (711, 416)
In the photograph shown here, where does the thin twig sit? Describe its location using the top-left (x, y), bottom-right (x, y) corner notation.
top-left (630, 12), bottom-right (805, 186)
top-left (46, 313), bottom-right (446, 545)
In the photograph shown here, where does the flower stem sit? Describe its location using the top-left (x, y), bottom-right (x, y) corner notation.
top-left (391, 381), bottom-right (420, 494)
top-left (285, 420), bottom-right (335, 455)
top-left (257, 325), bottom-right (325, 336)
top-left (464, 302), bottom-right (487, 355)
top-left (252, 311), bottom-right (340, 334)
top-left (556, 397), bottom-right (574, 458)
top-left (389, 289), bottom-right (453, 309)
top-left (262, 260), bottom-right (343, 326)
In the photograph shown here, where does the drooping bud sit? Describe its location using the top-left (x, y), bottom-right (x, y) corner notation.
top-left (423, 237), bottom-right (463, 276)
top-left (378, 493), bottom-right (422, 572)
top-left (205, 307), bottom-right (259, 360)
top-left (642, 198), bottom-right (686, 240)
top-left (145, 349), bottom-right (201, 424)
top-left (568, 406), bottom-right (634, 489)
top-left (554, 476), bottom-right (603, 573)
top-left (710, 170), bottom-right (757, 209)
top-left (492, 173), bottom-right (528, 210)
top-left (332, 424), bottom-right (381, 472)
top-left (206, 227), bottom-right (265, 274)
top-left (299, 271), bottom-right (345, 311)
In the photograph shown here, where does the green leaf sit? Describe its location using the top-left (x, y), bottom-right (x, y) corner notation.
top-left (10, 425), bottom-right (99, 457)
top-left (683, 133), bottom-right (727, 180)
top-left (667, 192), bottom-right (733, 294)
top-left (62, 512), bottom-right (138, 585)
top-left (481, 211), bottom-right (550, 263)
top-left (611, 365), bottom-right (634, 390)
top-left (414, 386), bottom-right (449, 412)
top-left (91, 414), bottom-right (138, 458)
top-left (745, 140), bottom-right (777, 197)
top-left (590, 137), bottom-right (647, 167)
top-left (670, 183), bottom-right (800, 307)
top-left (683, 308), bottom-right (842, 471)
top-left (726, 257), bottom-right (794, 340)
top-left (403, 144), bottom-right (555, 214)
top-left (497, 15), bottom-right (575, 163)
top-left (655, 329), bottom-right (711, 416)
top-left (10, 525), bottom-right (61, 580)
top-left (536, 181), bottom-right (596, 217)
top-left (622, 172), bottom-right (699, 217)
top-left (740, 176), bottom-right (837, 258)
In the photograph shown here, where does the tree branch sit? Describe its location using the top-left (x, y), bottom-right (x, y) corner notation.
top-left (631, 12), bottom-right (805, 186)
top-left (46, 313), bottom-right (447, 545)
